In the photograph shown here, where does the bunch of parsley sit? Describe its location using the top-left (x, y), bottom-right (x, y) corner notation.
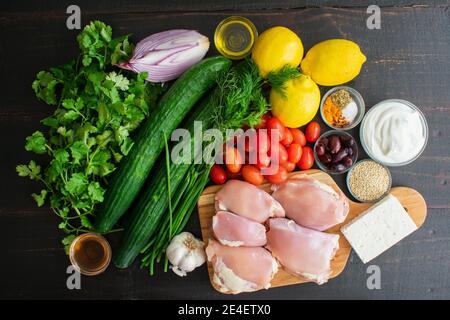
top-left (16, 21), bottom-right (167, 251)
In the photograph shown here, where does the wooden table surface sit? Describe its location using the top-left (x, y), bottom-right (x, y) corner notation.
top-left (1, 0), bottom-right (449, 299)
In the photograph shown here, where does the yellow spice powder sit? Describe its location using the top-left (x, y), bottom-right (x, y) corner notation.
top-left (323, 96), bottom-right (349, 128)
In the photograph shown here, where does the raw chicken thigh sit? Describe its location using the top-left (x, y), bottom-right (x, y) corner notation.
top-left (215, 180), bottom-right (285, 223)
top-left (206, 239), bottom-right (278, 294)
top-left (266, 218), bottom-right (339, 285)
top-left (272, 174), bottom-right (349, 231)
top-left (213, 211), bottom-right (267, 247)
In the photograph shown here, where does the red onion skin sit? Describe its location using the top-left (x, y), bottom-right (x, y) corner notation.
top-left (118, 29), bottom-right (209, 82)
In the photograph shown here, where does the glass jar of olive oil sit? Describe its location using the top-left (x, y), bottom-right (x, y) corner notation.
top-left (214, 16), bottom-right (258, 60)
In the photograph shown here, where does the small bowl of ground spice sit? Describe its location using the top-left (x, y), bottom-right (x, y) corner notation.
top-left (346, 159), bottom-right (392, 202)
top-left (320, 86), bottom-right (365, 130)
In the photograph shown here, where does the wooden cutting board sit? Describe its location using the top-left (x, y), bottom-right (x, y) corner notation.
top-left (197, 169), bottom-right (427, 294)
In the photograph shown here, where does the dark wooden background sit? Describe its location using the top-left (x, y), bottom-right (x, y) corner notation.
top-left (1, 0), bottom-right (449, 299)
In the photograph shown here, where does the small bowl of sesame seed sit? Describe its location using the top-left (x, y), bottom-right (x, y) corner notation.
top-left (346, 159), bottom-right (392, 203)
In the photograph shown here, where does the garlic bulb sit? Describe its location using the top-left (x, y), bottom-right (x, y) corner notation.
top-left (166, 232), bottom-right (206, 277)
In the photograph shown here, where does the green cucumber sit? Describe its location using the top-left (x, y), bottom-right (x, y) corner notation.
top-left (114, 91), bottom-right (219, 268)
top-left (94, 56), bottom-right (231, 234)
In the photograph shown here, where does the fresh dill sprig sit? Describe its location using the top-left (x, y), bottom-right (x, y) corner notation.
top-left (212, 58), bottom-right (268, 133)
top-left (267, 65), bottom-right (302, 98)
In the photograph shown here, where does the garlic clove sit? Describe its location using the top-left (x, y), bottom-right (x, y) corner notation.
top-left (178, 255), bottom-right (197, 273)
top-left (166, 246), bottom-right (187, 266)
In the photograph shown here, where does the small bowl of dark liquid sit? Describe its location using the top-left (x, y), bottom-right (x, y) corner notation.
top-left (69, 233), bottom-right (111, 276)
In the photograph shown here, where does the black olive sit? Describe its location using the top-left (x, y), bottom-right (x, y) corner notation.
top-left (329, 136), bottom-right (341, 154)
top-left (342, 156), bottom-right (353, 168)
top-left (319, 153), bottom-right (332, 164)
top-left (316, 143), bottom-right (326, 156)
top-left (346, 147), bottom-right (354, 157)
top-left (343, 137), bottom-right (355, 148)
top-left (332, 148), bottom-right (348, 163)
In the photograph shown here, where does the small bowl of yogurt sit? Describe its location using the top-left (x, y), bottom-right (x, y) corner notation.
top-left (360, 99), bottom-right (428, 166)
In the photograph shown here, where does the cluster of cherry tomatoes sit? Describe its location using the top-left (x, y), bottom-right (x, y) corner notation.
top-left (209, 113), bottom-right (321, 186)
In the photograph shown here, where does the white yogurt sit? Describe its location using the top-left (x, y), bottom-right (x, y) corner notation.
top-left (361, 100), bottom-right (427, 165)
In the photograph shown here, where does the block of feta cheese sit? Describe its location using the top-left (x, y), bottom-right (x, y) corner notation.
top-left (340, 194), bottom-right (418, 263)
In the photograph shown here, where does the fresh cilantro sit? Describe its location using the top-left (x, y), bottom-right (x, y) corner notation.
top-left (62, 110), bottom-right (81, 122)
top-left (80, 216), bottom-right (93, 229)
top-left (16, 160), bottom-right (42, 180)
top-left (32, 190), bottom-right (48, 207)
top-left (41, 117), bottom-right (59, 128)
top-left (65, 173), bottom-right (88, 195)
top-left (110, 36), bottom-right (134, 65)
top-left (53, 149), bottom-right (70, 164)
top-left (32, 71), bottom-right (61, 105)
top-left (88, 182), bottom-right (105, 202)
top-left (17, 21), bottom-right (169, 250)
top-left (62, 234), bottom-right (76, 254)
top-left (25, 131), bottom-right (47, 154)
top-left (70, 141), bottom-right (89, 164)
top-left (106, 72), bottom-right (130, 91)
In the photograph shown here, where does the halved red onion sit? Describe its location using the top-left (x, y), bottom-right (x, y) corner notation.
top-left (118, 30), bottom-right (210, 83)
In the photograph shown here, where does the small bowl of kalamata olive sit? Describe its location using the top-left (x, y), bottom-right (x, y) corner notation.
top-left (314, 130), bottom-right (358, 174)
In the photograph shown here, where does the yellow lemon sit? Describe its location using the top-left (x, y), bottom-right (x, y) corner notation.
top-left (301, 39), bottom-right (366, 86)
top-left (270, 75), bottom-right (320, 128)
top-left (252, 26), bottom-right (304, 78)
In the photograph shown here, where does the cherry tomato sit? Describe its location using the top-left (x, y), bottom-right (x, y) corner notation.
top-left (247, 148), bottom-right (270, 168)
top-left (278, 143), bottom-right (289, 164)
top-left (226, 169), bottom-right (243, 180)
top-left (209, 164), bottom-right (227, 184)
top-left (225, 147), bottom-right (243, 173)
top-left (297, 146), bottom-right (315, 170)
top-left (228, 132), bottom-right (245, 147)
top-left (239, 130), bottom-right (255, 153)
top-left (218, 143), bottom-right (227, 164)
top-left (240, 130), bottom-right (270, 155)
top-left (257, 130), bottom-right (271, 153)
top-left (288, 143), bottom-right (303, 164)
top-left (305, 121), bottom-right (321, 143)
top-left (242, 152), bottom-right (249, 165)
top-left (290, 128), bottom-right (306, 147)
top-left (255, 152), bottom-right (271, 169)
top-left (282, 161), bottom-right (296, 173)
top-left (281, 128), bottom-right (293, 147)
top-left (266, 166), bottom-right (288, 184)
top-left (220, 138), bottom-right (238, 163)
top-left (269, 143), bottom-right (288, 165)
top-left (254, 113), bottom-right (271, 129)
top-left (266, 116), bottom-right (286, 142)
top-left (242, 165), bottom-right (264, 186)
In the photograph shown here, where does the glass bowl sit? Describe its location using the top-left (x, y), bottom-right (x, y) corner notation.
top-left (346, 159), bottom-right (392, 203)
top-left (214, 16), bottom-right (258, 60)
top-left (320, 86), bottom-right (365, 131)
top-left (360, 99), bottom-right (428, 167)
top-left (69, 233), bottom-right (111, 276)
top-left (314, 130), bottom-right (358, 175)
